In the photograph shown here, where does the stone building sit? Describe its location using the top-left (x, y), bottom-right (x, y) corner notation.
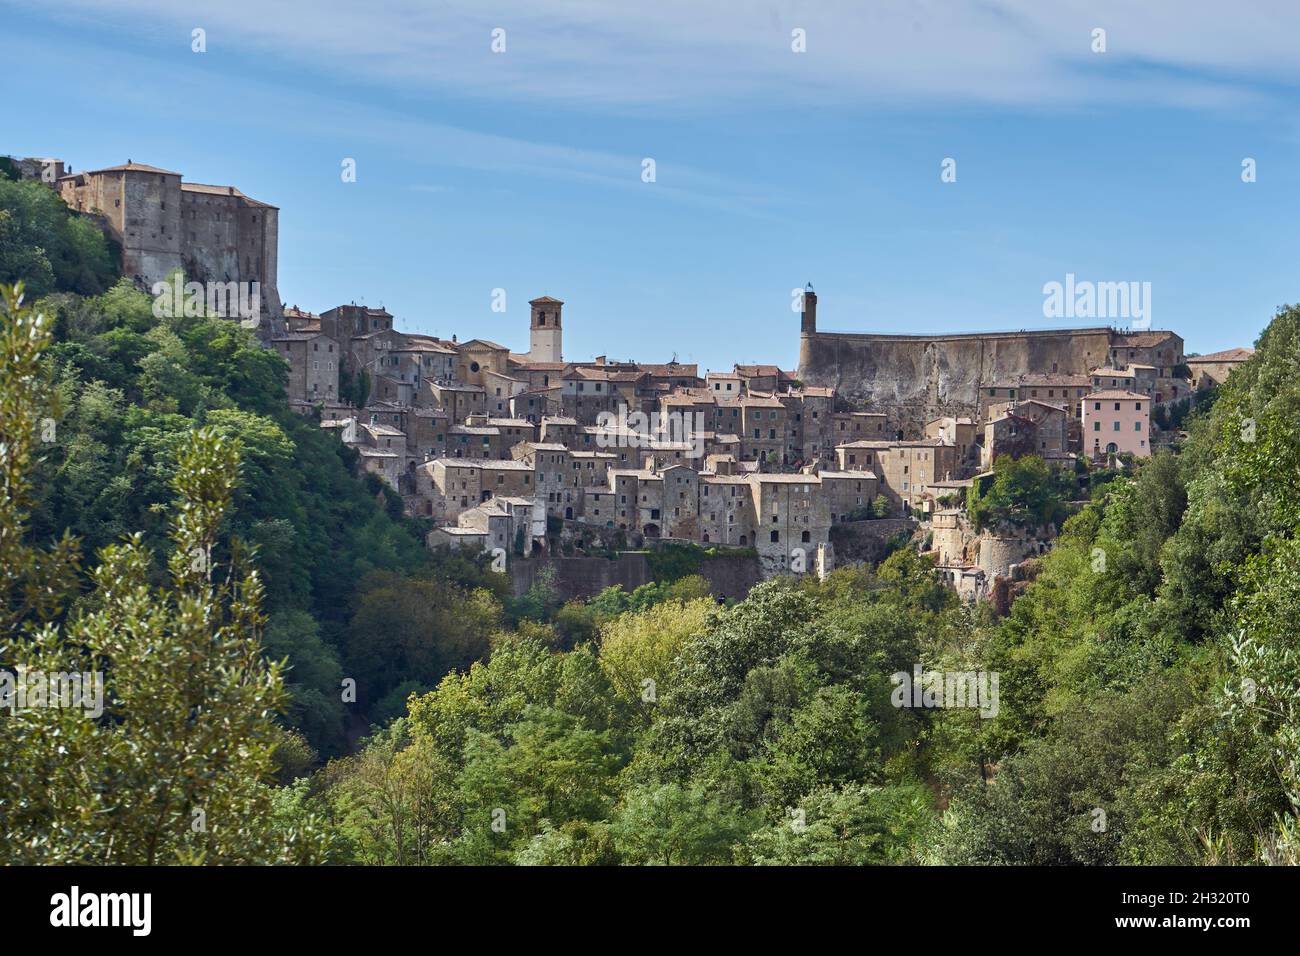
top-left (1107, 331), bottom-right (1184, 378)
top-left (456, 339), bottom-right (511, 386)
top-left (1186, 347), bottom-right (1254, 390)
top-left (983, 373), bottom-right (1092, 421)
top-left (1090, 364), bottom-right (1157, 399)
top-left (981, 412), bottom-right (1037, 469)
top-left (983, 399), bottom-right (1070, 463)
top-left (58, 161), bottom-right (280, 323)
top-left (270, 331), bottom-right (339, 403)
top-left (819, 470), bottom-right (881, 523)
top-left (749, 474), bottom-right (832, 574)
top-left (925, 416), bottom-right (977, 467)
top-left (835, 438), bottom-right (958, 512)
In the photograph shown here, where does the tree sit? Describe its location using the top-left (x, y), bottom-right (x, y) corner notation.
top-left (967, 454), bottom-right (1068, 532)
top-left (345, 569), bottom-right (500, 704)
top-left (611, 784), bottom-right (753, 865)
top-left (598, 598), bottom-right (715, 720)
top-left (0, 180), bottom-right (117, 297)
top-left (744, 784), bottom-right (933, 865)
top-left (0, 283), bottom-right (316, 863)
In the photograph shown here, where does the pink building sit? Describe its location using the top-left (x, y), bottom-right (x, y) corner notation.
top-left (1081, 390), bottom-right (1150, 458)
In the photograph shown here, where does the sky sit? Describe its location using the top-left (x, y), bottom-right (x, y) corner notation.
top-left (6, 0), bottom-right (1300, 371)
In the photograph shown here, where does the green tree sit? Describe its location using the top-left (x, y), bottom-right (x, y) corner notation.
top-left (744, 784), bottom-right (933, 865)
top-left (0, 283), bottom-right (316, 863)
top-left (611, 784), bottom-right (753, 865)
top-left (0, 180), bottom-right (117, 297)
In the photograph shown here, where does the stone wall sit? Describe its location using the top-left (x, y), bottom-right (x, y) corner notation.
top-left (828, 517), bottom-right (918, 565)
top-left (975, 528), bottom-right (1052, 579)
top-left (798, 327), bottom-right (1113, 433)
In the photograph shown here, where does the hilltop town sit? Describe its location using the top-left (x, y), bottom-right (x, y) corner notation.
top-left (15, 156), bottom-right (1255, 602)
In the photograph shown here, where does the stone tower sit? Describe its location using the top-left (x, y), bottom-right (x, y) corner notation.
top-left (529, 296), bottom-right (563, 363)
top-left (800, 283), bottom-right (817, 335)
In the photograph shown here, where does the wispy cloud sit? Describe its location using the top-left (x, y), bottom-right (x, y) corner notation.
top-left (18, 0), bottom-right (1300, 112)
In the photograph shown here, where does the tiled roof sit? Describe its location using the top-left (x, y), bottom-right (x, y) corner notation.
top-left (817, 470), bottom-right (879, 480)
top-left (1187, 347), bottom-right (1254, 363)
top-left (181, 182), bottom-right (277, 208)
top-left (88, 161), bottom-right (180, 176)
top-left (1086, 390), bottom-right (1149, 400)
top-left (1110, 331), bottom-right (1180, 348)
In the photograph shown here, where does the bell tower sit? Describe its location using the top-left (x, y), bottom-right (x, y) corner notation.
top-left (529, 296), bottom-right (563, 363)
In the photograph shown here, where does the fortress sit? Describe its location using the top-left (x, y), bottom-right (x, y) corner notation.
top-left (55, 160), bottom-right (281, 324)
top-left (795, 287), bottom-right (1184, 432)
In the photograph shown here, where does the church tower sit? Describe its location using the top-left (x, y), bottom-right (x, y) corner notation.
top-left (529, 296), bottom-right (563, 363)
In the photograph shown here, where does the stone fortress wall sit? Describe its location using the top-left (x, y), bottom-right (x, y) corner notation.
top-left (798, 326), bottom-right (1113, 434)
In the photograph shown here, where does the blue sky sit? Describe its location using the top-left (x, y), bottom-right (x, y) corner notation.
top-left (6, 0), bottom-right (1299, 370)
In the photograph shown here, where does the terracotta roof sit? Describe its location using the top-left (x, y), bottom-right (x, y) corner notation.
top-left (1110, 330), bottom-right (1180, 348)
top-left (460, 338), bottom-right (509, 351)
top-left (88, 161), bottom-right (180, 176)
top-left (429, 382), bottom-right (485, 393)
top-left (425, 458), bottom-right (533, 471)
top-left (181, 182), bottom-right (276, 208)
top-left (1002, 399), bottom-right (1067, 413)
top-left (836, 438), bottom-right (950, 449)
top-left (1086, 390), bottom-right (1150, 401)
top-left (487, 417), bottom-right (535, 427)
top-left (639, 363), bottom-right (698, 378)
top-left (1187, 347), bottom-right (1254, 363)
top-left (817, 470), bottom-right (879, 480)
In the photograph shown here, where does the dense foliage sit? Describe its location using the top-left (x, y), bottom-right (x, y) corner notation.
top-left (0, 177), bottom-right (118, 298)
top-left (294, 307), bottom-right (1299, 865)
top-left (4, 195), bottom-right (1297, 865)
top-left (0, 285), bottom-right (329, 862)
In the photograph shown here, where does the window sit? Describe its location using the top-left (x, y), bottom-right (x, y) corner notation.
top-left (1135, 421), bottom-right (1142, 431)
top-left (770, 531), bottom-right (779, 543)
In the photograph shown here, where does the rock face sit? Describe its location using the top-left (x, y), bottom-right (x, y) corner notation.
top-left (798, 327), bottom-right (1113, 432)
